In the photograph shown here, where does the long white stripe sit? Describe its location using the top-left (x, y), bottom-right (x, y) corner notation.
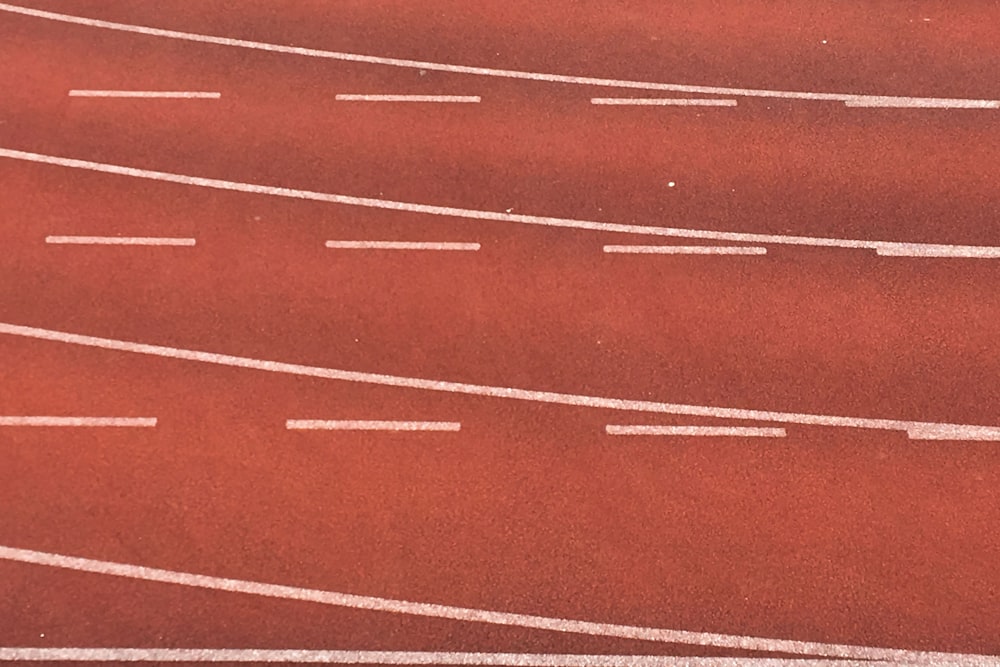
top-left (325, 241), bottom-right (480, 251)
top-left (907, 425), bottom-right (1000, 441)
top-left (287, 420), bottom-right (461, 431)
top-left (875, 245), bottom-right (1000, 258)
top-left (0, 2), bottom-right (995, 108)
top-left (0, 321), bottom-right (997, 436)
top-left (0, 416), bottom-right (155, 427)
top-left (606, 425), bottom-right (786, 437)
top-left (0, 649), bottom-right (904, 666)
top-left (3, 147), bottom-right (999, 257)
top-left (845, 97), bottom-right (999, 109)
top-left (46, 236), bottom-right (196, 246)
top-left (0, 546), bottom-right (994, 664)
top-left (68, 90), bottom-right (220, 99)
top-left (335, 94), bottom-right (480, 103)
top-left (591, 98), bottom-right (737, 107)
top-left (603, 246), bottom-right (766, 255)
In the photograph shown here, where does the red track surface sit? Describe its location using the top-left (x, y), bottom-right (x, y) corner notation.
top-left (2, 2), bottom-right (1000, 664)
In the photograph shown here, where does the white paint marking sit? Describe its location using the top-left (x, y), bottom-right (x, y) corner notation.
top-left (844, 97), bottom-right (1000, 109)
top-left (0, 3), bottom-right (995, 108)
top-left (335, 94), bottom-right (480, 103)
top-left (68, 90), bottom-right (220, 99)
top-left (45, 236), bottom-right (196, 246)
top-left (907, 425), bottom-right (1000, 441)
top-left (0, 416), bottom-right (155, 427)
top-left (875, 244), bottom-right (1000, 258)
top-left (1, 321), bottom-right (998, 437)
top-left (287, 420), bottom-right (461, 431)
top-left (603, 245), bottom-right (767, 255)
top-left (4, 147), bottom-right (1000, 257)
top-left (0, 546), bottom-right (995, 664)
top-left (0, 649), bottom-right (906, 666)
top-left (325, 241), bottom-right (480, 251)
top-left (591, 98), bottom-right (737, 107)
top-left (606, 425), bottom-right (786, 437)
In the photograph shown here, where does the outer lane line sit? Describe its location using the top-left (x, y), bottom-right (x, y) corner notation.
top-left (334, 94), bottom-right (480, 103)
top-left (68, 90), bottom-right (220, 99)
top-left (875, 245), bottom-right (1000, 258)
top-left (325, 241), bottom-right (480, 251)
top-left (3, 147), bottom-right (1000, 257)
top-left (287, 420), bottom-right (461, 431)
top-left (603, 246), bottom-right (766, 255)
top-left (606, 426), bottom-right (786, 437)
top-left (0, 546), bottom-right (995, 664)
top-left (45, 236), bottom-right (196, 246)
top-left (1, 320), bottom-right (997, 436)
top-left (591, 98), bottom-right (737, 107)
top-left (0, 416), bottom-right (155, 427)
top-left (907, 425), bottom-right (1000, 442)
top-left (844, 98), bottom-right (1000, 109)
top-left (0, 2), bottom-right (995, 107)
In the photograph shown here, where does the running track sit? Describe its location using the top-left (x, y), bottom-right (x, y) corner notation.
top-left (1, 2), bottom-right (1000, 665)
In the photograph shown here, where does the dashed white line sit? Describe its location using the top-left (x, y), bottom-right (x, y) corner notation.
top-left (1, 321), bottom-right (997, 437)
top-left (906, 425), bottom-right (1000, 441)
top-left (287, 420), bottom-right (461, 431)
top-left (325, 241), bottom-right (480, 251)
top-left (0, 545), bottom-right (994, 664)
top-left (606, 425), bottom-right (786, 437)
top-left (0, 416), bottom-right (156, 427)
top-left (4, 147), bottom-right (1000, 257)
top-left (45, 236), bottom-right (196, 246)
top-left (1, 2), bottom-right (995, 108)
top-left (335, 94), bottom-right (480, 103)
top-left (68, 90), bottom-right (220, 99)
top-left (844, 97), bottom-right (1000, 109)
top-left (591, 98), bottom-right (738, 107)
top-left (603, 245), bottom-right (767, 255)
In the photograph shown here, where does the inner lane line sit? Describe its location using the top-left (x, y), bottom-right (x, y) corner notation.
top-left (603, 245), bottom-right (767, 255)
top-left (287, 420), bottom-right (461, 431)
top-left (844, 98), bottom-right (1000, 109)
top-left (0, 416), bottom-right (156, 427)
top-left (591, 98), bottom-right (737, 106)
top-left (325, 241), bottom-right (480, 250)
top-left (68, 90), bottom-right (221, 99)
top-left (606, 425), bottom-right (786, 437)
top-left (334, 94), bottom-right (480, 103)
top-left (45, 236), bottom-right (196, 246)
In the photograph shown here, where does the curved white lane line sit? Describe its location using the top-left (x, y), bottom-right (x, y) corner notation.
top-left (3, 147), bottom-right (1000, 256)
top-left (0, 546), bottom-right (995, 664)
top-left (0, 2), bottom-right (997, 107)
top-left (0, 321), bottom-right (996, 435)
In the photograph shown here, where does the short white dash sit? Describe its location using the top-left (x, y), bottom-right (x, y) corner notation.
top-left (325, 241), bottom-right (480, 251)
top-left (603, 245), bottom-right (767, 255)
top-left (907, 425), bottom-right (1000, 441)
top-left (875, 244), bottom-right (1000, 258)
top-left (606, 425), bottom-right (786, 437)
top-left (68, 90), bottom-right (220, 99)
top-left (334, 94), bottom-right (480, 103)
top-left (845, 97), bottom-right (1000, 109)
top-left (287, 420), bottom-right (461, 431)
top-left (591, 98), bottom-right (737, 107)
top-left (45, 236), bottom-right (196, 246)
top-left (0, 416), bottom-right (156, 427)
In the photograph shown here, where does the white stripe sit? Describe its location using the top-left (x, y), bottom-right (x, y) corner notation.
top-left (3, 147), bottom-right (999, 257)
top-left (68, 90), bottom-right (220, 99)
top-left (0, 2), bottom-right (994, 108)
top-left (875, 245), bottom-right (1000, 258)
top-left (603, 246), bottom-right (766, 255)
top-left (0, 546), bottom-right (994, 664)
top-left (325, 241), bottom-right (480, 251)
top-left (287, 420), bottom-right (461, 431)
top-left (0, 416), bottom-right (156, 427)
top-left (907, 425), bottom-right (1000, 441)
top-left (0, 649), bottom-right (906, 666)
top-left (591, 98), bottom-right (737, 107)
top-left (335, 94), bottom-right (480, 103)
top-left (0, 321), bottom-right (997, 436)
top-left (844, 97), bottom-right (1000, 109)
top-left (606, 425), bottom-right (786, 437)
top-left (45, 236), bottom-right (196, 246)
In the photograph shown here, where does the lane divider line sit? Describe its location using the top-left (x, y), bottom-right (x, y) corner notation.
top-left (606, 425), bottom-right (786, 437)
top-left (906, 425), bottom-right (1000, 442)
top-left (45, 236), bottom-right (196, 246)
top-left (68, 90), bottom-right (220, 99)
top-left (591, 98), bottom-right (737, 107)
top-left (875, 245), bottom-right (1000, 258)
top-left (287, 420), bottom-right (461, 431)
top-left (0, 416), bottom-right (156, 427)
top-left (325, 241), bottom-right (480, 251)
top-left (0, 320), bottom-right (997, 436)
top-left (334, 94), bottom-right (480, 103)
top-left (3, 147), bottom-right (999, 257)
top-left (603, 245), bottom-right (766, 255)
top-left (0, 2), bottom-right (996, 107)
top-left (844, 98), bottom-right (998, 109)
top-left (0, 545), bottom-right (993, 664)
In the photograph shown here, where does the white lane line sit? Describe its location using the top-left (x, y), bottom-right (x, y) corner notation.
top-left (325, 241), bottom-right (480, 251)
top-left (68, 90), bottom-right (220, 99)
top-left (0, 546), bottom-right (994, 664)
top-left (845, 97), bottom-right (1000, 109)
top-left (0, 649), bottom-right (907, 666)
top-left (603, 245), bottom-right (767, 255)
top-left (45, 236), bottom-right (196, 246)
top-left (907, 425), bottom-right (1000, 441)
top-left (287, 420), bottom-right (461, 431)
top-left (335, 94), bottom-right (480, 103)
top-left (1, 321), bottom-right (998, 437)
top-left (875, 244), bottom-right (1000, 258)
top-left (0, 416), bottom-right (156, 427)
top-left (1, 3), bottom-right (995, 108)
top-left (591, 98), bottom-right (738, 107)
top-left (4, 148), bottom-right (1000, 257)
top-left (606, 425), bottom-right (786, 437)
